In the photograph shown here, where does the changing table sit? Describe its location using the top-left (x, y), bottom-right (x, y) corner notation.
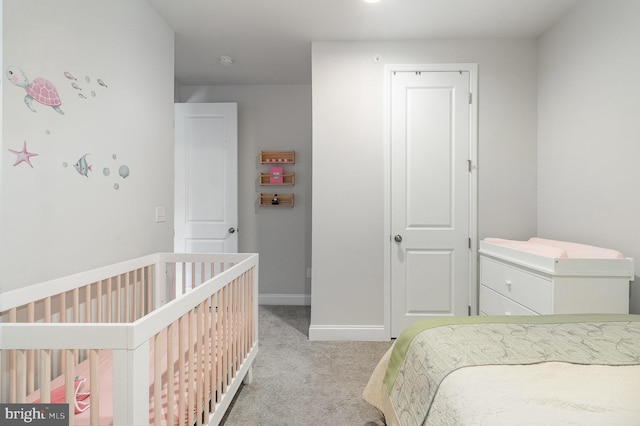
top-left (479, 238), bottom-right (635, 315)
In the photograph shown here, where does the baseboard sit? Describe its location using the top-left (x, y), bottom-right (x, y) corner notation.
top-left (308, 324), bottom-right (389, 341)
top-left (259, 293), bottom-right (311, 306)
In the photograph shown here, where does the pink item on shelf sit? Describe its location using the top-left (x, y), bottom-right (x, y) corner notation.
top-left (270, 166), bottom-right (283, 184)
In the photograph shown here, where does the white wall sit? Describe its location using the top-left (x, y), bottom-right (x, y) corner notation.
top-left (179, 85), bottom-right (312, 304)
top-left (537, 0), bottom-right (640, 312)
top-left (311, 40), bottom-right (538, 336)
top-left (1, 0), bottom-right (175, 292)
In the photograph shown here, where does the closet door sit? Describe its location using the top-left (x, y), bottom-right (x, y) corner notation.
top-left (390, 71), bottom-right (471, 337)
top-left (174, 103), bottom-right (238, 254)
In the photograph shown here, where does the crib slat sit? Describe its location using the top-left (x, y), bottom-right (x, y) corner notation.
top-left (85, 283), bottom-right (91, 323)
top-left (237, 275), bottom-right (243, 363)
top-left (73, 288), bottom-right (80, 323)
top-left (167, 321), bottom-right (175, 426)
top-left (27, 303), bottom-right (35, 394)
top-left (221, 285), bottom-right (228, 392)
top-left (127, 270), bottom-right (138, 321)
top-left (231, 280), bottom-right (237, 378)
top-left (245, 272), bottom-right (250, 357)
top-left (137, 268), bottom-right (143, 317)
top-left (9, 349), bottom-right (16, 403)
top-left (180, 263), bottom-right (185, 295)
top-left (58, 292), bottom-right (68, 374)
top-left (173, 262), bottom-right (178, 300)
top-left (39, 349), bottom-right (51, 403)
top-left (229, 279), bottom-right (235, 379)
top-left (137, 268), bottom-right (143, 319)
top-left (196, 300), bottom-right (204, 426)
top-left (125, 271), bottom-right (131, 322)
top-left (236, 278), bottom-right (241, 373)
top-left (107, 277), bottom-right (113, 323)
top-left (178, 315), bottom-right (186, 425)
top-left (212, 292), bottom-right (219, 409)
top-left (9, 308), bottom-right (17, 403)
top-left (65, 350), bottom-right (74, 426)
top-left (153, 332), bottom-right (162, 425)
top-left (217, 287), bottom-right (224, 399)
top-left (97, 280), bottom-right (103, 323)
top-left (15, 349), bottom-right (26, 403)
top-left (188, 309), bottom-right (195, 426)
top-left (116, 274), bottom-right (122, 322)
top-left (90, 349), bottom-right (99, 426)
top-left (135, 270), bottom-right (138, 320)
top-left (191, 263), bottom-right (196, 290)
top-left (248, 271), bottom-right (253, 353)
top-left (204, 295), bottom-right (212, 417)
top-left (240, 274), bottom-right (246, 361)
top-left (56, 293), bottom-right (63, 323)
top-left (146, 265), bottom-right (152, 315)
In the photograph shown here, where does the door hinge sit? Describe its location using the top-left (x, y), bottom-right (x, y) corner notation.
top-left (468, 93), bottom-right (472, 104)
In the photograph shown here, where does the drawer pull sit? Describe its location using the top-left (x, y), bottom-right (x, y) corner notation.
top-left (505, 280), bottom-right (512, 291)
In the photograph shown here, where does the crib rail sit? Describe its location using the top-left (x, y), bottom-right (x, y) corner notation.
top-left (0, 252), bottom-right (259, 426)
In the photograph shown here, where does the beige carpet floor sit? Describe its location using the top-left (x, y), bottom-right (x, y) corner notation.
top-left (220, 305), bottom-right (393, 426)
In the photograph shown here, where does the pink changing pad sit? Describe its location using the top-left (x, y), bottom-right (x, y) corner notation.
top-left (484, 237), bottom-right (624, 259)
top-left (528, 237), bottom-right (624, 259)
top-left (484, 238), bottom-right (568, 258)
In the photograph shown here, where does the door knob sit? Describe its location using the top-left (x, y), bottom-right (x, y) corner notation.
top-left (394, 235), bottom-right (402, 243)
top-left (228, 227), bottom-right (236, 234)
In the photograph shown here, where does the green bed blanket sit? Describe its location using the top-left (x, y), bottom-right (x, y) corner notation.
top-left (384, 314), bottom-right (640, 425)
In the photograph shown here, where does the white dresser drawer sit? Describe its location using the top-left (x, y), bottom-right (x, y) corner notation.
top-left (480, 257), bottom-right (553, 314)
top-left (480, 285), bottom-right (538, 316)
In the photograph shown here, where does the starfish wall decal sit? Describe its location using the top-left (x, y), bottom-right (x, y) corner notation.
top-left (8, 141), bottom-right (39, 168)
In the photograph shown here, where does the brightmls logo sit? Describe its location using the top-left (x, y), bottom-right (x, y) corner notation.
top-left (0, 404), bottom-right (68, 425)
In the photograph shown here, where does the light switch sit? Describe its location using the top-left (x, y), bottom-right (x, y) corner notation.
top-left (155, 206), bottom-right (166, 223)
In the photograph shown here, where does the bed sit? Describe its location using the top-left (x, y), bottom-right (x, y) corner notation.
top-left (0, 252), bottom-right (259, 426)
top-left (365, 238), bottom-right (638, 425)
top-left (363, 314), bottom-right (640, 426)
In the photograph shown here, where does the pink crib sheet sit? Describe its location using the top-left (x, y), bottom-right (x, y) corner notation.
top-left (26, 318), bottom-right (206, 426)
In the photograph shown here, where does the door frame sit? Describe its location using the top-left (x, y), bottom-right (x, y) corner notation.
top-left (383, 63), bottom-right (479, 339)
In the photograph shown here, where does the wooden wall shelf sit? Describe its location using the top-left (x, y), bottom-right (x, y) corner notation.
top-left (260, 172), bottom-right (295, 186)
top-left (260, 150), bottom-right (295, 164)
top-left (259, 193), bottom-right (294, 207)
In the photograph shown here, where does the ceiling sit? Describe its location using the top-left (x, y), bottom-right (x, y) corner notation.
top-left (146, 0), bottom-right (579, 87)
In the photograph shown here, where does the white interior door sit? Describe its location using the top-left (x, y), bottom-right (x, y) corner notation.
top-left (174, 103), bottom-right (238, 254)
top-left (390, 70), bottom-right (471, 337)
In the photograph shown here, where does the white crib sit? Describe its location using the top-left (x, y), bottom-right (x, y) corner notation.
top-left (0, 252), bottom-right (259, 426)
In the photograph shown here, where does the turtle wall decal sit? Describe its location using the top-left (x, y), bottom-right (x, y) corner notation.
top-left (6, 66), bottom-right (64, 115)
